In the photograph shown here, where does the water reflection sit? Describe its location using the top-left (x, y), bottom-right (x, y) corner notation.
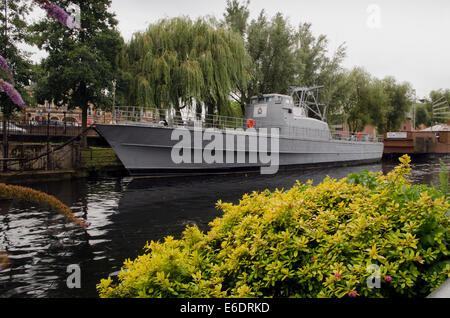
top-left (0, 179), bottom-right (126, 298)
top-left (382, 156), bottom-right (450, 186)
top-left (0, 158), bottom-right (448, 298)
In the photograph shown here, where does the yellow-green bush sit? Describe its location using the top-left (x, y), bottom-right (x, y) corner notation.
top-left (97, 155), bottom-right (450, 298)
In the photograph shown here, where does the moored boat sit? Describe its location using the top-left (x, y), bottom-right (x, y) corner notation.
top-left (96, 86), bottom-right (384, 176)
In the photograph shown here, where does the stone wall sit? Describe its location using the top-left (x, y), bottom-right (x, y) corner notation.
top-left (0, 142), bottom-right (81, 171)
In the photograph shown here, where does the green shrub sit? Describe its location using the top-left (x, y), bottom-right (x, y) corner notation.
top-left (97, 155), bottom-right (450, 298)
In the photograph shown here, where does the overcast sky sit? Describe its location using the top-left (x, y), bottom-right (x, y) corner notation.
top-left (31, 0), bottom-right (450, 98)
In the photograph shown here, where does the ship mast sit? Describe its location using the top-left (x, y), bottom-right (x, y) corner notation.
top-left (288, 86), bottom-right (328, 121)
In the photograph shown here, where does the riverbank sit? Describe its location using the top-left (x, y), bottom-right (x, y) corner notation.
top-left (0, 147), bottom-right (128, 184)
top-left (0, 143), bottom-right (448, 184)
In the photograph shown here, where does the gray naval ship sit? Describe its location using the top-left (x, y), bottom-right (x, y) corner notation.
top-left (96, 86), bottom-right (384, 176)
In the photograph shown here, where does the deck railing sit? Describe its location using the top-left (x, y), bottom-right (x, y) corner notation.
top-left (112, 106), bottom-right (383, 143)
top-left (113, 106), bottom-right (246, 130)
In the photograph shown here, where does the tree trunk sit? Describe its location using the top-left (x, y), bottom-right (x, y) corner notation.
top-left (175, 107), bottom-right (182, 125)
top-left (205, 101), bottom-right (215, 128)
top-left (195, 102), bottom-right (202, 120)
top-left (240, 100), bottom-right (246, 118)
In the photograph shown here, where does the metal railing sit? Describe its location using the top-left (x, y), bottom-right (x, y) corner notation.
top-left (112, 106), bottom-right (383, 143)
top-left (0, 121), bottom-right (98, 137)
top-left (113, 106), bottom-right (246, 130)
top-left (331, 131), bottom-right (384, 143)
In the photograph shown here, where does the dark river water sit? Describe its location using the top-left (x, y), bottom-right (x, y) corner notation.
top-left (0, 157), bottom-right (449, 298)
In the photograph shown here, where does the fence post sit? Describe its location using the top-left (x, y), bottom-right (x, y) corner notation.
top-left (47, 111), bottom-right (51, 171)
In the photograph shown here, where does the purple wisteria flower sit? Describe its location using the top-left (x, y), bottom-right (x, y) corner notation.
top-left (0, 79), bottom-right (26, 107)
top-left (35, 0), bottom-right (79, 29)
top-left (0, 55), bottom-right (14, 83)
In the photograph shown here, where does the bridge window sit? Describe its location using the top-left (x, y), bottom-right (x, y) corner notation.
top-left (275, 96), bottom-right (282, 104)
top-left (285, 97), bottom-right (293, 104)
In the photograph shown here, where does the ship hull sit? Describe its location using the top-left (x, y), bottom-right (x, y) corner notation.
top-left (96, 124), bottom-right (384, 177)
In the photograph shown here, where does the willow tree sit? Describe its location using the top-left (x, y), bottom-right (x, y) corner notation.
top-left (117, 17), bottom-right (250, 117)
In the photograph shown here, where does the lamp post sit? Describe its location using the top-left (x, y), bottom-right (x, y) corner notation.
top-left (62, 105), bottom-right (67, 135)
top-left (47, 107), bottom-right (50, 170)
top-left (2, 0), bottom-right (8, 172)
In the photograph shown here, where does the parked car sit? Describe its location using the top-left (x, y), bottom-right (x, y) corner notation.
top-left (64, 120), bottom-right (80, 127)
top-left (49, 120), bottom-right (65, 126)
top-left (76, 119), bottom-right (95, 127)
top-left (0, 122), bottom-right (27, 134)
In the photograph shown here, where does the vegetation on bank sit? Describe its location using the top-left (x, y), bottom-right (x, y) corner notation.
top-left (80, 147), bottom-right (123, 173)
top-left (97, 155), bottom-right (450, 298)
top-left (0, 182), bottom-right (89, 228)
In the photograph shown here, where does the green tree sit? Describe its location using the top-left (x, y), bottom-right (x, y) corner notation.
top-left (221, 1), bottom-right (417, 133)
top-left (223, 3), bottom-right (348, 118)
top-left (223, 0), bottom-right (249, 36)
top-left (381, 77), bottom-right (414, 132)
top-left (117, 17), bottom-right (250, 117)
top-left (367, 78), bottom-right (390, 133)
top-left (336, 68), bottom-right (416, 135)
top-left (222, 0), bottom-right (251, 112)
top-left (31, 0), bottom-right (123, 147)
top-left (414, 103), bottom-right (431, 128)
top-left (260, 13), bottom-right (296, 95)
top-left (339, 67), bottom-right (390, 134)
top-left (338, 68), bottom-right (371, 133)
top-left (224, 4), bottom-right (298, 110)
top-left (244, 11), bottom-right (295, 102)
top-left (293, 23), bottom-right (348, 119)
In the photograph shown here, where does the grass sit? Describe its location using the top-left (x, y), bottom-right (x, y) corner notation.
top-left (80, 147), bottom-right (123, 170)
